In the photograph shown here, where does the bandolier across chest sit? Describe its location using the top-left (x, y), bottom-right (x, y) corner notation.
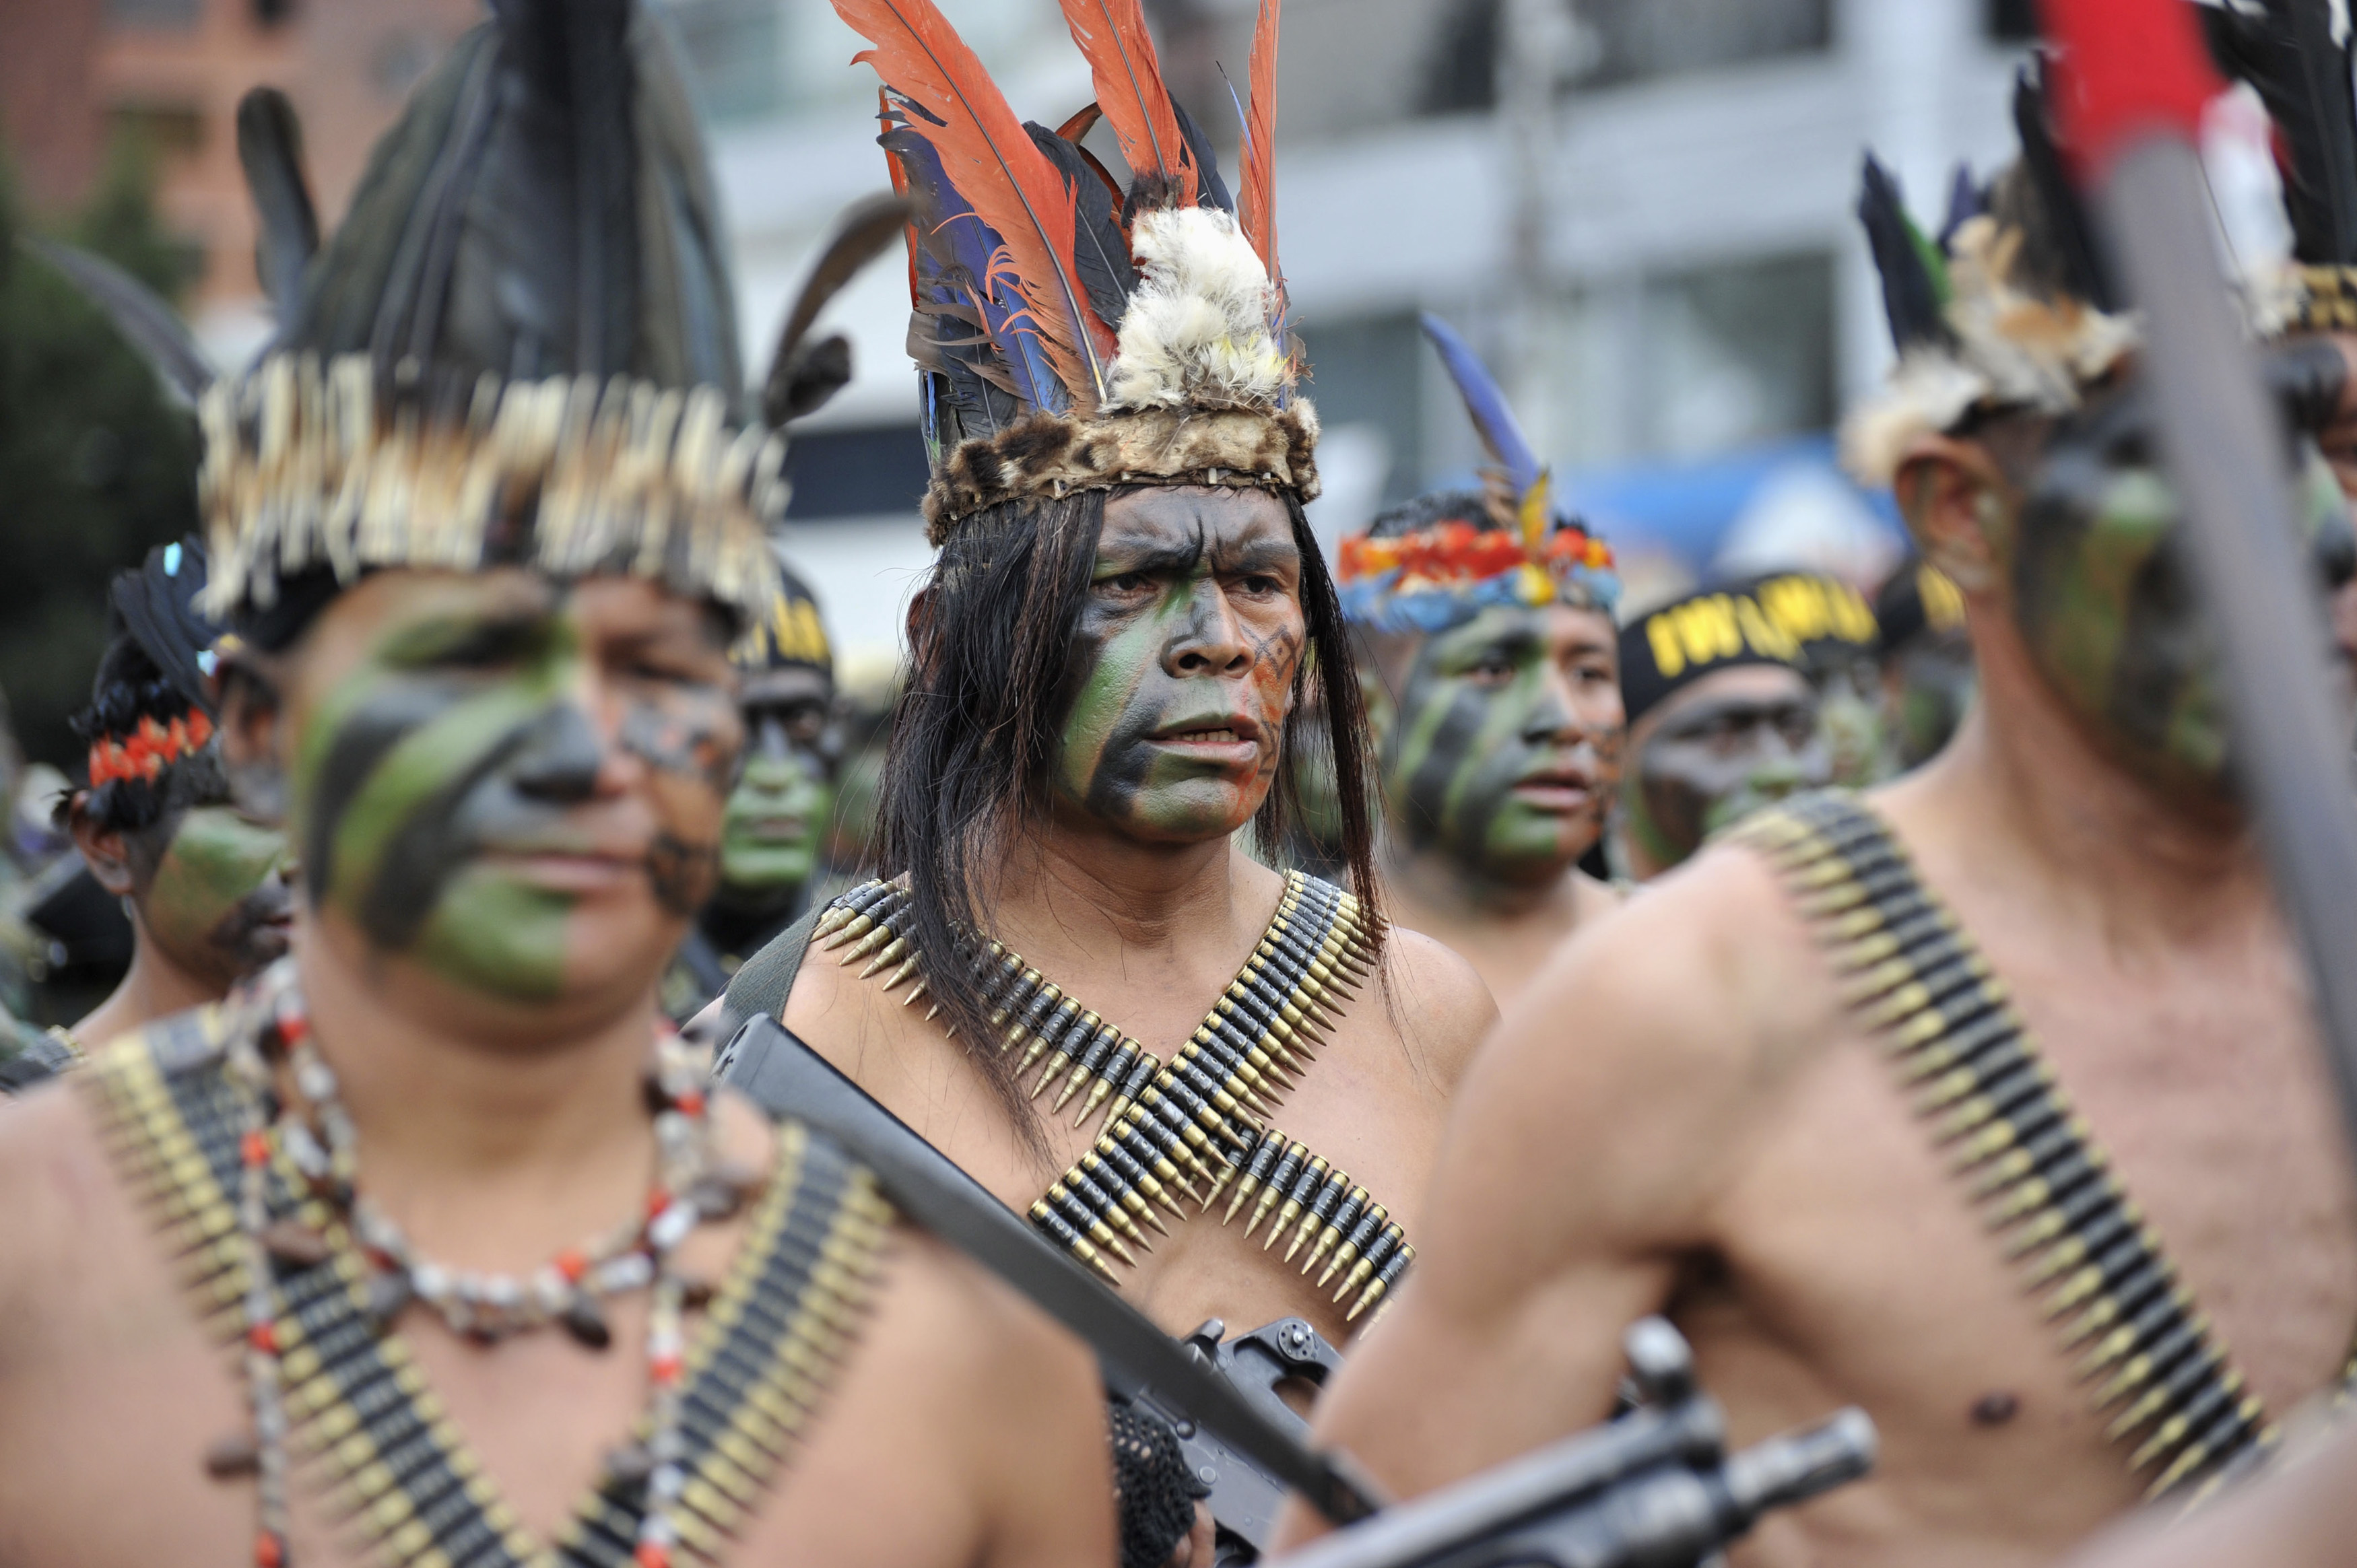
top-left (1735, 790), bottom-right (2312, 1503)
top-left (815, 870), bottom-right (1416, 1322)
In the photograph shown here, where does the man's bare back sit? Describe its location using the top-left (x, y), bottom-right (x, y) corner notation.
top-left (0, 1067), bottom-right (1110, 1568)
top-left (786, 845), bottom-right (1492, 1346)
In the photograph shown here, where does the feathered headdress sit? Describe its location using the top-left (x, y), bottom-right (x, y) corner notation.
top-left (2203, 0), bottom-right (2357, 333)
top-left (133, 1), bottom-right (904, 634)
top-left (733, 555), bottom-right (834, 678)
top-left (77, 538), bottom-right (224, 791)
top-left (836, 0), bottom-right (1318, 543)
top-left (1841, 62), bottom-right (2142, 486)
top-left (1336, 314), bottom-right (1615, 636)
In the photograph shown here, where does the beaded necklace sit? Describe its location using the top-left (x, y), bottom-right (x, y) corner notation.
top-left (220, 969), bottom-right (729, 1568)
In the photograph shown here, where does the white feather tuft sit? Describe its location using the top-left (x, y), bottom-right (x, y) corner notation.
top-left (1103, 205), bottom-right (1290, 413)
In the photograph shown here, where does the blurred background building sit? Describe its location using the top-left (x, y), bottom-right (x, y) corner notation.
top-left (0, 0), bottom-right (2061, 703)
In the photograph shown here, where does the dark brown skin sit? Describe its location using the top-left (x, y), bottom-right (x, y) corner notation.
top-left (786, 487), bottom-right (1496, 1350)
top-left (0, 569), bottom-right (1113, 1568)
top-left (1279, 433), bottom-right (2357, 1567)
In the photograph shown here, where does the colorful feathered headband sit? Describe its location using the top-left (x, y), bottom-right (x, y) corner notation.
top-left (1840, 64), bottom-right (2142, 487)
top-left (1337, 314), bottom-right (1617, 636)
top-left (836, 0), bottom-right (1317, 542)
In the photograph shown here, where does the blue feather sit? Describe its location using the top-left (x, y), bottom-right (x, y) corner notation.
top-left (889, 121), bottom-right (1063, 411)
top-left (1420, 312), bottom-right (1541, 500)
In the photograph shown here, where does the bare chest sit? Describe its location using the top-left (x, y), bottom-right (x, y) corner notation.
top-left (789, 937), bottom-right (1447, 1346)
top-left (1694, 910), bottom-right (2357, 1564)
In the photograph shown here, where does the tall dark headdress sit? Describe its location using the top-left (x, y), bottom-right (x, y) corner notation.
top-left (1843, 61), bottom-right (2139, 486)
top-left (189, 0), bottom-right (807, 631)
top-left (836, 0), bottom-right (1317, 543)
top-left (2202, 0), bottom-right (2357, 333)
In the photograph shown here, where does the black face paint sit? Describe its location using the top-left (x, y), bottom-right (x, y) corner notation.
top-left (1626, 671), bottom-right (1829, 871)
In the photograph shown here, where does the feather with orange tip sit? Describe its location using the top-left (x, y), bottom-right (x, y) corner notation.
top-left (1056, 0), bottom-right (1195, 205)
top-left (833, 0), bottom-right (1116, 405)
top-left (1238, 0), bottom-right (1281, 282)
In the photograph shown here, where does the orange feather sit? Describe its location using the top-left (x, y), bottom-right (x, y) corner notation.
top-left (834, 0), bottom-right (1115, 405)
top-left (1057, 0), bottom-right (1195, 204)
top-left (1239, 0), bottom-right (1281, 279)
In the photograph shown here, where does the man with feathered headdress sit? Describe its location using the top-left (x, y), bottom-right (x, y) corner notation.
top-left (1289, 61), bottom-right (2357, 1564)
top-left (44, 539), bottom-right (292, 1067)
top-left (1332, 316), bottom-right (1625, 1008)
top-left (0, 6), bottom-right (1115, 1565)
top-left (710, 1), bottom-right (1492, 1561)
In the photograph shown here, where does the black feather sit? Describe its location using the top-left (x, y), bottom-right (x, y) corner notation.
top-left (2012, 62), bottom-right (2120, 312)
top-left (22, 237), bottom-right (214, 403)
top-left (1857, 156), bottom-right (1952, 352)
top-left (286, 1), bottom-right (737, 403)
top-left (1026, 124), bottom-right (1136, 330)
top-left (236, 89), bottom-right (320, 322)
top-left (1940, 163), bottom-right (1985, 247)
top-left (761, 192), bottom-right (913, 428)
top-left (110, 537), bottom-right (221, 718)
top-left (770, 333), bottom-right (855, 424)
top-left (2203, 0), bottom-right (2357, 265)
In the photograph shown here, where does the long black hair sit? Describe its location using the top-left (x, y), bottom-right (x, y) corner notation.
top-left (873, 485), bottom-right (1385, 1147)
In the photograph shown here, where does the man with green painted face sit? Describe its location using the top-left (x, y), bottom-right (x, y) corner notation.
top-left (1607, 579), bottom-right (1832, 881)
top-left (719, 7), bottom-right (1493, 1561)
top-left (1284, 84), bottom-right (2357, 1568)
top-left (0, 7), bottom-right (1118, 1567)
top-left (663, 559), bottom-right (842, 1025)
top-left (1331, 317), bottom-right (1628, 1010)
top-left (44, 539), bottom-right (293, 1070)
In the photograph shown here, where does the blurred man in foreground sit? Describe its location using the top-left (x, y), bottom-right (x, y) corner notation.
top-left (1285, 86), bottom-right (2357, 1568)
top-left (0, 7), bottom-right (1113, 1564)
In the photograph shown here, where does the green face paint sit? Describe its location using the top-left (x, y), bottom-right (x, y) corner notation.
top-left (139, 803), bottom-right (292, 988)
top-left (1624, 666), bottom-right (1828, 873)
top-left (2012, 387), bottom-right (2348, 801)
top-left (1381, 602), bottom-right (1624, 890)
top-left (1051, 489), bottom-right (1306, 845)
top-left (292, 574), bottom-right (739, 1003)
top-left (719, 667), bottom-right (838, 901)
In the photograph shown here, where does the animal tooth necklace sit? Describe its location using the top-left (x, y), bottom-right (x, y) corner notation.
top-left (222, 980), bottom-right (742, 1568)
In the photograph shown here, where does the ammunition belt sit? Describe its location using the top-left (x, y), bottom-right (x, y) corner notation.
top-left (1735, 791), bottom-right (2271, 1500)
top-left (81, 1011), bottom-right (894, 1566)
top-left (816, 871), bottom-right (1410, 1316)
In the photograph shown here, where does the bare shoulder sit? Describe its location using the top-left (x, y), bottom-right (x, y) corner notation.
top-left (0, 1079), bottom-right (121, 1342)
top-left (1430, 834), bottom-right (1840, 1256)
top-left (775, 1222), bottom-right (1112, 1567)
top-left (1370, 920), bottom-right (1498, 1089)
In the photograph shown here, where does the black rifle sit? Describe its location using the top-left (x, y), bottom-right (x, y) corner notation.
top-left (1110, 1313), bottom-right (1348, 1565)
top-left (716, 1017), bottom-right (1873, 1566)
top-left (713, 1015), bottom-right (1386, 1530)
top-left (1266, 1320), bottom-right (1875, 1568)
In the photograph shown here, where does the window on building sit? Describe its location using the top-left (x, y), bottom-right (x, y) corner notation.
top-left (1987, 0), bottom-right (2038, 42)
top-left (1640, 250), bottom-right (1835, 458)
top-left (785, 425), bottom-right (931, 520)
top-left (1300, 312), bottom-right (1424, 506)
top-left (1421, 0), bottom-right (1832, 114)
top-left (666, 0), bottom-right (789, 123)
top-left (105, 0), bottom-right (201, 28)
